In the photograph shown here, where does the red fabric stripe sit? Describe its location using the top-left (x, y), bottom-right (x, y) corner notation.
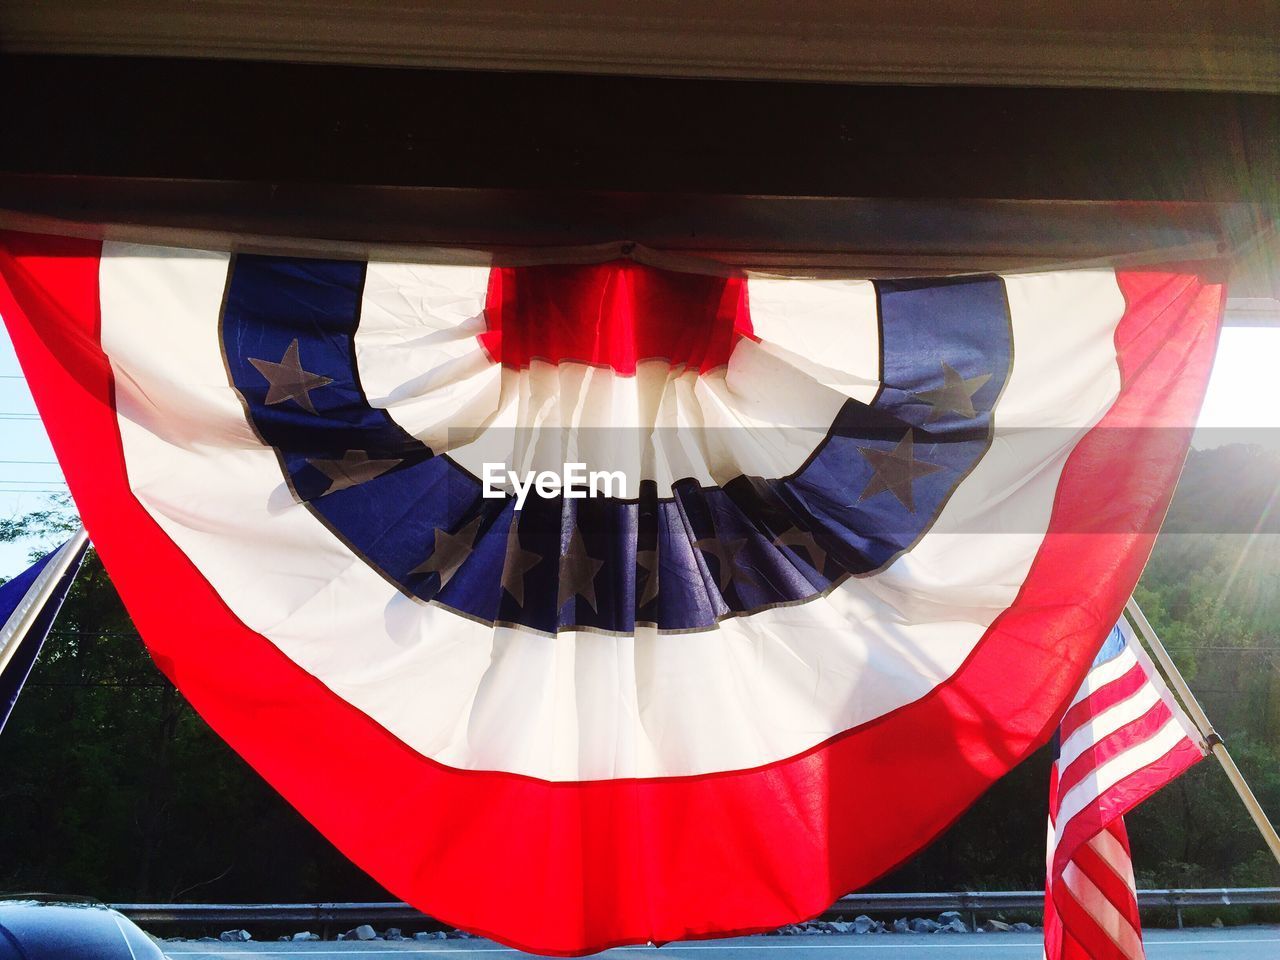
top-left (0, 235), bottom-right (1224, 955)
top-left (1106, 816), bottom-right (1134, 856)
top-left (1062, 929), bottom-right (1100, 960)
top-left (480, 259), bottom-right (752, 374)
top-left (1049, 809), bottom-right (1147, 960)
top-left (1071, 836), bottom-right (1143, 936)
top-left (1061, 816), bottom-right (1146, 960)
top-left (1046, 901), bottom-right (1104, 960)
top-left (1046, 876), bottom-right (1103, 960)
top-left (1060, 662), bottom-right (1148, 741)
top-left (1052, 876), bottom-right (1136, 960)
top-left (1054, 738), bottom-right (1204, 879)
top-left (1057, 700), bottom-right (1176, 798)
top-left (1045, 877), bottom-right (1063, 960)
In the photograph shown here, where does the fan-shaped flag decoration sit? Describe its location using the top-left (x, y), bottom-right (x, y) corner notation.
top-left (0, 232), bottom-right (1223, 955)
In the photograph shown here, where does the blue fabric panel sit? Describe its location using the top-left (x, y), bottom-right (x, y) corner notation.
top-left (776, 275), bottom-right (1012, 573)
top-left (1093, 623), bottom-right (1129, 666)
top-left (0, 540), bottom-right (88, 734)
top-left (222, 257), bottom-right (1014, 635)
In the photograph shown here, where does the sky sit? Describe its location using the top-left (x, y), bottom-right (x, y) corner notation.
top-left (0, 305), bottom-right (1278, 578)
top-left (1192, 326), bottom-right (1280, 437)
top-left (0, 320), bottom-right (67, 576)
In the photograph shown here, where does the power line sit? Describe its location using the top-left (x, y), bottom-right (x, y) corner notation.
top-left (24, 681), bottom-right (168, 689)
top-left (52, 630), bottom-right (142, 638)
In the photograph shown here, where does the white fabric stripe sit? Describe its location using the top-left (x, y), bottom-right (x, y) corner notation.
top-left (1088, 829), bottom-right (1138, 891)
top-left (356, 266), bottom-right (859, 497)
top-left (739, 275), bottom-right (881, 403)
top-left (104, 247), bottom-right (1126, 780)
top-left (0, 537), bottom-right (80, 665)
top-left (374, 355), bottom-right (851, 498)
top-left (1059, 682), bottom-right (1163, 771)
top-left (1061, 861), bottom-right (1146, 960)
top-left (1070, 648), bottom-right (1141, 708)
top-left (1046, 812), bottom-right (1058, 960)
top-left (1055, 717), bottom-right (1190, 843)
top-left (354, 262), bottom-right (502, 459)
top-left (1118, 616), bottom-right (1206, 748)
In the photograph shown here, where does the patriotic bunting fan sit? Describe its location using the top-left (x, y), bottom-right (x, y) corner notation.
top-left (0, 233), bottom-right (1223, 955)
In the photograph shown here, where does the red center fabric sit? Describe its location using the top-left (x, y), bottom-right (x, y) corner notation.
top-left (481, 260), bottom-right (752, 374)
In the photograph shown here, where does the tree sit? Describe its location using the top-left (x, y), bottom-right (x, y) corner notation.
top-left (0, 497), bottom-right (388, 902)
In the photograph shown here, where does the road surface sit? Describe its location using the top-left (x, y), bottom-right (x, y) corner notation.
top-left (161, 928), bottom-right (1280, 959)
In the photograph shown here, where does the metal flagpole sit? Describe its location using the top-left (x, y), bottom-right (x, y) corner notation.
top-left (1125, 596), bottom-right (1280, 868)
top-left (0, 525), bottom-right (90, 681)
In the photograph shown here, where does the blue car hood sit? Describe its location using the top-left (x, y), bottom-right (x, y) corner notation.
top-left (0, 900), bottom-right (166, 959)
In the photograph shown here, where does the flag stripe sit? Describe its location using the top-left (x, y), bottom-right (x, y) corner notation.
top-left (1059, 681), bottom-right (1163, 769)
top-left (1058, 701), bottom-right (1175, 798)
top-left (1073, 837), bottom-right (1142, 932)
top-left (1055, 715), bottom-right (1189, 847)
top-left (1095, 821), bottom-right (1137, 889)
top-left (1060, 862), bottom-right (1146, 960)
top-left (1060, 660), bottom-right (1148, 738)
top-left (1068, 648), bottom-right (1141, 709)
top-left (0, 547), bottom-right (60, 652)
top-left (1053, 737), bottom-right (1205, 879)
top-left (0, 536), bottom-right (89, 733)
top-left (1054, 880), bottom-right (1129, 960)
top-left (1123, 618), bottom-right (1205, 745)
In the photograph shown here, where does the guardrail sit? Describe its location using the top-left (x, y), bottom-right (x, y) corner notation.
top-left (110, 888), bottom-right (1280, 938)
top-left (837, 887), bottom-right (1280, 913)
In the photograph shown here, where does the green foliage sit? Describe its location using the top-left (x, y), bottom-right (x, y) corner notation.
top-left (0, 447), bottom-right (1278, 904)
top-left (0, 494), bottom-right (80, 570)
top-left (0, 504), bottom-right (389, 901)
top-left (877, 444), bottom-right (1280, 894)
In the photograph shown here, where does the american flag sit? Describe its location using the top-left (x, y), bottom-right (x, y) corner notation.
top-left (1045, 618), bottom-right (1207, 960)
